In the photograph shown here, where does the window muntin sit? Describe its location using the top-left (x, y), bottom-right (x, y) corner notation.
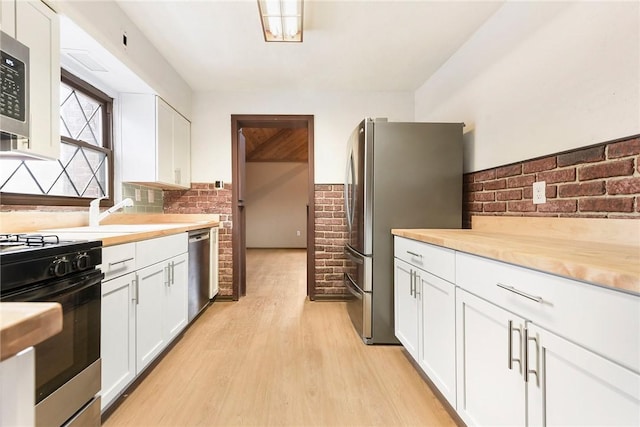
top-left (0, 70), bottom-right (113, 206)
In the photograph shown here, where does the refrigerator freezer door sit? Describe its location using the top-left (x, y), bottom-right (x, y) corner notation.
top-left (344, 272), bottom-right (372, 342)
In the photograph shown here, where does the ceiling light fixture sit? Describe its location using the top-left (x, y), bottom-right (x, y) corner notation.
top-left (257, 0), bottom-right (303, 42)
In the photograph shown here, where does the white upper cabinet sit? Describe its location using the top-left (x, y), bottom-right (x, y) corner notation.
top-left (1, 0), bottom-right (59, 160)
top-left (120, 93), bottom-right (191, 189)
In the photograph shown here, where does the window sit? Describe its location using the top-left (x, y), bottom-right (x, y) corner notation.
top-left (0, 69), bottom-right (113, 206)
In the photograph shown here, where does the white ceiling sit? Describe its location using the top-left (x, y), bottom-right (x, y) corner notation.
top-left (114, 0), bottom-right (503, 92)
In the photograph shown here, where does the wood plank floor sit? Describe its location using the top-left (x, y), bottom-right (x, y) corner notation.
top-left (104, 249), bottom-right (455, 426)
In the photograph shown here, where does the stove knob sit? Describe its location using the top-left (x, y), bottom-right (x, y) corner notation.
top-left (51, 259), bottom-right (69, 277)
top-left (75, 253), bottom-right (90, 270)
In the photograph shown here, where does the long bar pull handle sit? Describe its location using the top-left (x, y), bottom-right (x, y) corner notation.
top-left (109, 257), bottom-right (134, 267)
top-left (409, 270), bottom-right (415, 297)
top-left (508, 320), bottom-right (522, 373)
top-left (170, 261), bottom-right (175, 285)
top-left (133, 275), bottom-right (139, 305)
top-left (164, 265), bottom-right (170, 287)
top-left (406, 251), bottom-right (423, 259)
top-left (524, 328), bottom-right (540, 386)
top-left (414, 273), bottom-right (421, 298)
top-left (497, 283), bottom-right (543, 303)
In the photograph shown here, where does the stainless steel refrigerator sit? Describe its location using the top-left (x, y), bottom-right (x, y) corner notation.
top-left (343, 118), bottom-right (463, 344)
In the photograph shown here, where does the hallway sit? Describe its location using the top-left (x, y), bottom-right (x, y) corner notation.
top-left (104, 249), bottom-right (455, 426)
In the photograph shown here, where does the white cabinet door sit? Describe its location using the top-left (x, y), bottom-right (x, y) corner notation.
top-left (172, 111), bottom-right (190, 187)
top-left (418, 270), bottom-right (456, 408)
top-left (527, 323), bottom-right (640, 427)
top-left (14, 0), bottom-right (59, 160)
top-left (121, 94), bottom-right (190, 189)
top-left (101, 272), bottom-right (136, 410)
top-left (0, 0), bottom-right (16, 34)
top-left (156, 97), bottom-right (174, 185)
top-left (164, 253), bottom-right (188, 342)
top-left (456, 289), bottom-right (526, 426)
top-left (394, 258), bottom-right (419, 360)
top-left (136, 262), bottom-right (167, 374)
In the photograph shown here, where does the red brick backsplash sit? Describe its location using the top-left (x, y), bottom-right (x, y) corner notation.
top-left (164, 183), bottom-right (233, 297)
top-left (314, 184), bottom-right (349, 297)
top-left (463, 135), bottom-right (640, 227)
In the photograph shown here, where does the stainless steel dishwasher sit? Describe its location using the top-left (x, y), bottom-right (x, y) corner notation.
top-left (188, 229), bottom-right (211, 323)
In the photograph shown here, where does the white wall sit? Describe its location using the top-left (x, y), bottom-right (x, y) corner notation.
top-left (190, 91), bottom-right (414, 183)
top-left (415, 1), bottom-right (640, 173)
top-left (53, 0), bottom-right (192, 118)
top-left (246, 163), bottom-right (308, 248)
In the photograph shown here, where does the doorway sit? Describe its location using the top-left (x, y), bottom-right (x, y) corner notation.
top-left (231, 115), bottom-right (315, 300)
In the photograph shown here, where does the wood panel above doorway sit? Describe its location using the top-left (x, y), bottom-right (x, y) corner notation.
top-left (242, 128), bottom-right (308, 162)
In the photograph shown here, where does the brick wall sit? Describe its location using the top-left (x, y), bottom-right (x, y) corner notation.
top-left (163, 183), bottom-right (233, 297)
top-left (463, 136), bottom-right (640, 228)
top-left (314, 184), bottom-right (349, 297)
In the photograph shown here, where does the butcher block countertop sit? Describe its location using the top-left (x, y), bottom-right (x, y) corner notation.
top-left (0, 212), bottom-right (220, 247)
top-left (392, 216), bottom-right (640, 295)
top-left (0, 303), bottom-right (62, 361)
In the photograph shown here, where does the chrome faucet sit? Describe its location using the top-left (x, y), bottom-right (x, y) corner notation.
top-left (89, 197), bottom-right (134, 227)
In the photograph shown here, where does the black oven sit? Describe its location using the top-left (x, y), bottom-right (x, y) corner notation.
top-left (0, 234), bottom-right (102, 427)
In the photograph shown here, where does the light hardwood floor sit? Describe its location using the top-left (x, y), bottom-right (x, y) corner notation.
top-left (104, 249), bottom-right (455, 426)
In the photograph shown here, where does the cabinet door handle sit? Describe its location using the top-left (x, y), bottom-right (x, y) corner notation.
top-left (409, 270), bottom-right (415, 297)
top-left (133, 275), bottom-right (139, 305)
top-left (164, 265), bottom-right (170, 287)
top-left (406, 251), bottom-right (423, 259)
top-left (109, 257), bottom-right (134, 267)
top-left (524, 328), bottom-right (540, 386)
top-left (414, 273), bottom-right (421, 298)
top-left (508, 320), bottom-right (522, 373)
top-left (497, 283), bottom-right (543, 303)
top-left (171, 261), bottom-right (175, 284)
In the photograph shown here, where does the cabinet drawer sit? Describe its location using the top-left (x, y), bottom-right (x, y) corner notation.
top-left (136, 233), bottom-right (187, 268)
top-left (394, 237), bottom-right (455, 282)
top-left (101, 243), bottom-right (136, 281)
top-left (456, 252), bottom-right (640, 373)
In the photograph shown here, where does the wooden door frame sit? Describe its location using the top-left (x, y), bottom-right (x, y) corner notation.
top-left (231, 114), bottom-right (315, 301)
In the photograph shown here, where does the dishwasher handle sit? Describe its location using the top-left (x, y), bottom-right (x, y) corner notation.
top-left (189, 230), bottom-right (210, 243)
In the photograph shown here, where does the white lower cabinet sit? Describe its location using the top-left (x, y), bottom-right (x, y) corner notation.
top-left (164, 253), bottom-right (188, 342)
top-left (394, 258), bottom-right (419, 359)
top-left (456, 289), bottom-right (526, 426)
top-left (527, 323), bottom-right (640, 427)
top-left (394, 237), bottom-right (457, 408)
top-left (394, 236), bottom-right (639, 426)
top-left (100, 234), bottom-right (189, 411)
top-left (101, 272), bottom-right (136, 410)
top-left (135, 262), bottom-right (167, 373)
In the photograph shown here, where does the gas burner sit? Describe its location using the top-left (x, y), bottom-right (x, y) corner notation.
top-left (0, 233), bottom-right (61, 247)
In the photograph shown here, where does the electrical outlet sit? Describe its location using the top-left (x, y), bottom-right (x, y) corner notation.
top-left (134, 189), bottom-right (142, 202)
top-left (296, 230), bottom-right (301, 236)
top-left (533, 181), bottom-right (546, 204)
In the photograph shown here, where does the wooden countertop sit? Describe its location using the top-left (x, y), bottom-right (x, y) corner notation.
top-left (392, 217), bottom-right (640, 295)
top-left (0, 303), bottom-right (62, 361)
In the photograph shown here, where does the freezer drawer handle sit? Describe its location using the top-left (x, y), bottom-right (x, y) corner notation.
top-left (497, 283), bottom-right (543, 303)
top-left (406, 251), bottom-right (423, 259)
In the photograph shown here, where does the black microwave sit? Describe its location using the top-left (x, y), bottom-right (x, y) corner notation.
top-left (0, 30), bottom-right (30, 152)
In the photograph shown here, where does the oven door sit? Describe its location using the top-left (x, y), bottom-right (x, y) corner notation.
top-left (1, 269), bottom-right (102, 426)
